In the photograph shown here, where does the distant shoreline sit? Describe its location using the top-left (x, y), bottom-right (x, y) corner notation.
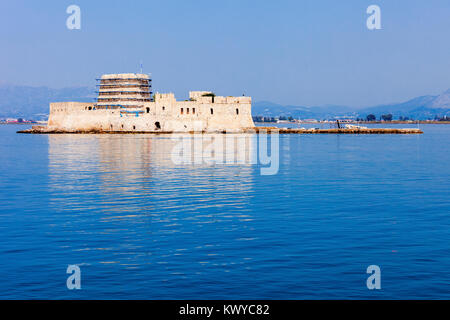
top-left (254, 120), bottom-right (450, 124)
top-left (0, 122), bottom-right (37, 125)
top-left (348, 120), bottom-right (450, 124)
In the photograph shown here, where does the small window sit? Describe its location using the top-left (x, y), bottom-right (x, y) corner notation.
top-left (88, 106), bottom-right (92, 110)
top-left (146, 107), bottom-right (150, 113)
top-left (187, 108), bottom-right (189, 114)
top-left (133, 125), bottom-right (136, 130)
top-left (181, 108), bottom-right (183, 114)
top-left (193, 108), bottom-right (195, 114)
top-left (162, 106), bottom-right (165, 111)
top-left (236, 108), bottom-right (239, 115)
top-left (155, 122), bottom-right (161, 130)
top-left (210, 108), bottom-right (213, 115)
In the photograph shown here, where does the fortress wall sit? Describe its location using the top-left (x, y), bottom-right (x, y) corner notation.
top-left (156, 100), bottom-right (253, 132)
top-left (48, 102), bottom-right (94, 129)
top-left (49, 102), bottom-right (119, 131)
top-left (49, 102), bottom-right (93, 114)
top-left (47, 95), bottom-right (254, 133)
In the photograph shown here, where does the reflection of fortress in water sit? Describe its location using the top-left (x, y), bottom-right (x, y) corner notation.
top-left (46, 134), bottom-right (261, 273)
top-left (48, 134), bottom-right (256, 210)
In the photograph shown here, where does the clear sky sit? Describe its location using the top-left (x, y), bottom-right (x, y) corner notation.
top-left (1, 0), bottom-right (450, 107)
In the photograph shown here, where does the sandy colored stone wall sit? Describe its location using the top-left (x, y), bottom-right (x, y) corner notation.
top-left (47, 92), bottom-right (255, 133)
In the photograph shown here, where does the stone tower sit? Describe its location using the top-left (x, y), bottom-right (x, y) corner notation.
top-left (95, 73), bottom-right (152, 109)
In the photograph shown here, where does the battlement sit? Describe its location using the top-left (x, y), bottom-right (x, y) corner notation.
top-left (188, 91), bottom-right (251, 104)
top-left (189, 91), bottom-right (213, 100)
top-left (154, 93), bottom-right (176, 102)
top-left (46, 73), bottom-right (255, 133)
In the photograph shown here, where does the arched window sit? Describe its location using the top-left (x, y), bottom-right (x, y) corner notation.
top-left (210, 108), bottom-right (214, 115)
top-left (146, 107), bottom-right (150, 113)
top-left (236, 108), bottom-right (239, 115)
top-left (181, 108), bottom-right (183, 114)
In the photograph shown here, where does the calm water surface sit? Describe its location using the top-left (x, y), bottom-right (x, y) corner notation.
top-left (0, 124), bottom-right (449, 299)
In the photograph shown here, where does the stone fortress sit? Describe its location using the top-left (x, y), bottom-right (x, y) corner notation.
top-left (47, 73), bottom-right (255, 133)
top-left (23, 73), bottom-right (422, 135)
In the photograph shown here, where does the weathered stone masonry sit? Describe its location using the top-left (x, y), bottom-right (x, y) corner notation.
top-left (47, 73), bottom-right (255, 133)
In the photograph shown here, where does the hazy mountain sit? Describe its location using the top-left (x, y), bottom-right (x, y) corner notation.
top-left (252, 101), bottom-right (357, 119)
top-left (357, 90), bottom-right (450, 119)
top-left (254, 89), bottom-right (450, 120)
top-left (0, 84), bottom-right (95, 119)
top-left (0, 84), bottom-right (449, 120)
top-left (430, 89), bottom-right (450, 108)
top-left (361, 95), bottom-right (436, 115)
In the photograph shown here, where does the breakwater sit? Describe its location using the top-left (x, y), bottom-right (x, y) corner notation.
top-left (252, 127), bottom-right (423, 134)
top-left (18, 126), bottom-right (423, 134)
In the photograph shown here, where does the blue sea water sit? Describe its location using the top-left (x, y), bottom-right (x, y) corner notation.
top-left (0, 123), bottom-right (449, 299)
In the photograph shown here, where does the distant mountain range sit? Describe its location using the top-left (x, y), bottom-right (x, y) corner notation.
top-left (0, 84), bottom-right (449, 120)
top-left (252, 102), bottom-right (358, 120)
top-left (0, 85), bottom-right (95, 120)
top-left (254, 89), bottom-right (450, 120)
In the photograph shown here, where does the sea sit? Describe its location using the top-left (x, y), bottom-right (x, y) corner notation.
top-left (0, 123), bottom-right (449, 299)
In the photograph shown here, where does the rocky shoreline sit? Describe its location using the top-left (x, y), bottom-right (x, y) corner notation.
top-left (17, 125), bottom-right (423, 134)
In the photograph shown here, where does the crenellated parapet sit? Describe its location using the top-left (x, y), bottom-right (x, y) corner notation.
top-left (46, 73), bottom-right (255, 133)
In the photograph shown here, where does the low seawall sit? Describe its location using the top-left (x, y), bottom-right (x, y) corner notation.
top-left (17, 126), bottom-right (423, 134)
top-left (253, 127), bottom-right (423, 134)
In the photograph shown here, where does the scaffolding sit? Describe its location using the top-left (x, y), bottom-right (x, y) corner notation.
top-left (95, 73), bottom-right (152, 109)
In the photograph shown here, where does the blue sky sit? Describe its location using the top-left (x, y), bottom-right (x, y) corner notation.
top-left (1, 0), bottom-right (450, 107)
